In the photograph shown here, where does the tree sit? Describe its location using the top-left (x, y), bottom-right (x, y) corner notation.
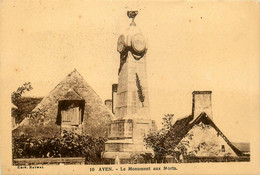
top-left (143, 114), bottom-right (175, 162)
top-left (11, 82), bottom-right (33, 124)
top-left (11, 82), bottom-right (33, 106)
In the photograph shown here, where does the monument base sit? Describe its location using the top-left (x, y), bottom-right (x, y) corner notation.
top-left (102, 117), bottom-right (156, 163)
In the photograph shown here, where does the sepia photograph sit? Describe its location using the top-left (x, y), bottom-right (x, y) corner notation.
top-left (0, 0), bottom-right (259, 174)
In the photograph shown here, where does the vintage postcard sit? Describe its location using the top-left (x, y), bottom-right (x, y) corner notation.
top-left (0, 0), bottom-right (259, 174)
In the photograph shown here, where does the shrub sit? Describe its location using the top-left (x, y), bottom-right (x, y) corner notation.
top-left (12, 131), bottom-right (106, 164)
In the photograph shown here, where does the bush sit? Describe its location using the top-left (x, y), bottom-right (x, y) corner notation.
top-left (144, 114), bottom-right (176, 162)
top-left (12, 131), bottom-right (106, 164)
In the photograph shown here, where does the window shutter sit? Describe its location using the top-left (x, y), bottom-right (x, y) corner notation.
top-left (70, 107), bottom-right (79, 125)
top-left (61, 107), bottom-right (80, 125)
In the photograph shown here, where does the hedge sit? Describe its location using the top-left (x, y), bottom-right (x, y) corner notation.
top-left (12, 131), bottom-right (106, 164)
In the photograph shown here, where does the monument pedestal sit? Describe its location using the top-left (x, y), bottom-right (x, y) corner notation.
top-left (103, 117), bottom-right (155, 160)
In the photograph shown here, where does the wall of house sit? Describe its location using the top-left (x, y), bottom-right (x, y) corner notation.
top-left (176, 122), bottom-right (237, 157)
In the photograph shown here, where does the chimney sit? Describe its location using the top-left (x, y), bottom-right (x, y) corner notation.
top-left (112, 84), bottom-right (118, 114)
top-left (192, 91), bottom-right (213, 120)
top-left (104, 99), bottom-right (113, 112)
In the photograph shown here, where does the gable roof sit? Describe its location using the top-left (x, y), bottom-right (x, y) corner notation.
top-left (170, 115), bottom-right (193, 134)
top-left (59, 88), bottom-right (84, 101)
top-left (16, 97), bottom-right (43, 113)
top-left (170, 112), bottom-right (242, 156)
top-left (12, 97), bottom-right (43, 126)
top-left (13, 69), bottom-right (115, 138)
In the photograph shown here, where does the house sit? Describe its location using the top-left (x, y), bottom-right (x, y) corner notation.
top-left (171, 112), bottom-right (242, 157)
top-left (170, 91), bottom-right (245, 160)
top-left (12, 69), bottom-right (114, 138)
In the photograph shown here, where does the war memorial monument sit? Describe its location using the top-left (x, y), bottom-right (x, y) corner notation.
top-left (103, 11), bottom-right (157, 161)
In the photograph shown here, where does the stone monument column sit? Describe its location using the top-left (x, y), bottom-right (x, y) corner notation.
top-left (116, 11), bottom-right (150, 120)
top-left (103, 11), bottom-right (156, 162)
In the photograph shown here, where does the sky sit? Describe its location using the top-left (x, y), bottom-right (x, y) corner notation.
top-left (0, 0), bottom-right (259, 142)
